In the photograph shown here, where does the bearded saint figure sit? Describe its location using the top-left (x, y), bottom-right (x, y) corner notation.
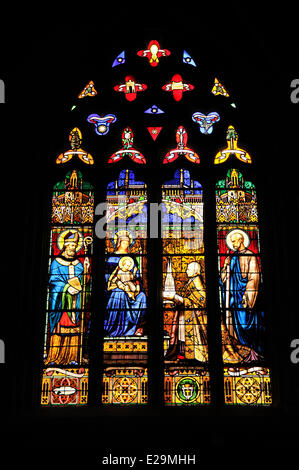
top-left (220, 229), bottom-right (263, 362)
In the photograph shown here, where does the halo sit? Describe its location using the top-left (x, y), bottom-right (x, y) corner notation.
top-left (57, 229), bottom-right (84, 253)
top-left (118, 256), bottom-right (135, 271)
top-left (225, 229), bottom-right (250, 251)
top-left (113, 229), bottom-right (134, 247)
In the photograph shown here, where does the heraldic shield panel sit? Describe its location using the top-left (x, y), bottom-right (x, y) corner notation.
top-left (162, 169), bottom-right (210, 405)
top-left (41, 170), bottom-right (94, 405)
top-left (101, 170), bottom-right (148, 405)
top-left (216, 169), bottom-right (271, 405)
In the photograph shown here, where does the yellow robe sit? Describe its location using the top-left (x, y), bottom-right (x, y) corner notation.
top-left (181, 275), bottom-right (208, 362)
top-left (181, 275), bottom-right (252, 364)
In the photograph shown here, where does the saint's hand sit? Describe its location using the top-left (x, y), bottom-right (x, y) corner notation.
top-left (222, 257), bottom-right (231, 271)
top-left (68, 285), bottom-right (80, 295)
top-left (163, 291), bottom-right (175, 301)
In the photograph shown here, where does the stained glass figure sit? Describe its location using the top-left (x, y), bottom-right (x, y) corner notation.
top-left (214, 126), bottom-right (252, 164)
top-left (41, 170), bottom-right (94, 406)
top-left (78, 80), bottom-right (97, 99)
top-left (87, 113), bottom-right (117, 135)
top-left (192, 111), bottom-right (220, 134)
top-left (162, 169), bottom-right (210, 405)
top-left (102, 170), bottom-right (148, 405)
top-left (41, 369), bottom-right (89, 406)
top-left (147, 127), bottom-right (162, 141)
top-left (108, 127), bottom-right (146, 164)
top-left (163, 126), bottom-right (200, 164)
top-left (56, 128), bottom-right (94, 165)
top-left (211, 77), bottom-right (229, 97)
top-left (144, 104), bottom-right (164, 114)
top-left (114, 75), bottom-right (147, 101)
top-left (183, 50), bottom-right (196, 67)
top-left (43, 41), bottom-right (273, 411)
top-left (162, 74), bottom-right (194, 101)
top-left (137, 40), bottom-right (170, 66)
top-left (216, 169), bottom-right (271, 405)
top-left (112, 50), bottom-right (125, 67)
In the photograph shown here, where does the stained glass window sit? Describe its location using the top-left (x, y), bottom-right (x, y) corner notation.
top-left (101, 170), bottom-right (148, 405)
top-left (39, 38), bottom-right (273, 409)
top-left (41, 170), bottom-right (94, 406)
top-left (162, 169), bottom-right (210, 405)
top-left (216, 169), bottom-right (271, 405)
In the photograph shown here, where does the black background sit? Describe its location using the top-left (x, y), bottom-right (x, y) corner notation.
top-left (1, 6), bottom-right (299, 468)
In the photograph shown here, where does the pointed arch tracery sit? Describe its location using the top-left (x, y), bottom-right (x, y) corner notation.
top-left (40, 39), bottom-right (272, 407)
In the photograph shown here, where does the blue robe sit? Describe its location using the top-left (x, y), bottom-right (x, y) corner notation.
top-left (220, 254), bottom-right (263, 354)
top-left (104, 256), bottom-right (146, 336)
top-left (48, 257), bottom-right (84, 333)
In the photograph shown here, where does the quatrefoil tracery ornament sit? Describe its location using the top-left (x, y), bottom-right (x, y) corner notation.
top-left (137, 40), bottom-right (171, 67)
top-left (192, 111), bottom-right (220, 134)
top-left (114, 75), bottom-right (147, 101)
top-left (87, 113), bottom-right (117, 135)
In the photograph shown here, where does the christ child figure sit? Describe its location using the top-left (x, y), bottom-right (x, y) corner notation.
top-left (108, 256), bottom-right (140, 300)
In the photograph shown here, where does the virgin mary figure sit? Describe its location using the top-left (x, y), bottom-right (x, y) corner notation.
top-left (104, 231), bottom-right (146, 337)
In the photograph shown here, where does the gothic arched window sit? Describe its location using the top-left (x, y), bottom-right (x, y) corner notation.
top-left (40, 39), bottom-right (272, 407)
top-left (41, 167), bottom-right (94, 405)
top-left (216, 167), bottom-right (271, 405)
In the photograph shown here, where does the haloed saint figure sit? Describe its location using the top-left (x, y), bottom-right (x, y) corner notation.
top-left (104, 230), bottom-right (147, 337)
top-left (220, 229), bottom-right (263, 361)
top-left (45, 230), bottom-right (91, 366)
